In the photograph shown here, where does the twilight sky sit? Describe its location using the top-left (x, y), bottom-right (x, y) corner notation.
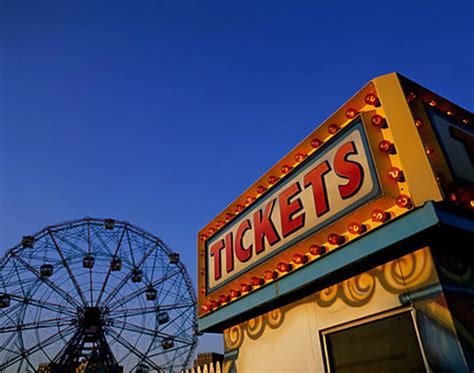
top-left (0, 0), bottom-right (472, 355)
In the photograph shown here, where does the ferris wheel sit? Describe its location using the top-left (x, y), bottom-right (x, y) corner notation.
top-left (0, 218), bottom-right (198, 372)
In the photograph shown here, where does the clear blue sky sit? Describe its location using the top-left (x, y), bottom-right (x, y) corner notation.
top-left (0, 0), bottom-right (472, 355)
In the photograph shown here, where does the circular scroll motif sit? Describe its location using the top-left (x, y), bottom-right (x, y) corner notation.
top-left (224, 324), bottom-right (244, 351)
top-left (266, 309), bottom-right (284, 329)
top-left (380, 257), bottom-right (408, 293)
top-left (314, 250), bottom-right (434, 308)
top-left (341, 272), bottom-right (376, 307)
top-left (246, 315), bottom-right (265, 340)
top-left (398, 251), bottom-right (432, 288)
top-left (315, 284), bottom-right (339, 307)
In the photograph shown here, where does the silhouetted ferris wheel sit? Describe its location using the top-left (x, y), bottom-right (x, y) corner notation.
top-left (0, 218), bottom-right (197, 372)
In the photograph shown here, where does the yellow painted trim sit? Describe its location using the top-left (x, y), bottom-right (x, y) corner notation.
top-left (373, 73), bottom-right (443, 206)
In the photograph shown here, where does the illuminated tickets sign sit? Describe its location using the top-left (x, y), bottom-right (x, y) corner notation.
top-left (205, 120), bottom-right (381, 291)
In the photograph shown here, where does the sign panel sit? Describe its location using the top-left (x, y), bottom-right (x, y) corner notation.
top-left (205, 120), bottom-right (381, 291)
top-left (428, 108), bottom-right (474, 185)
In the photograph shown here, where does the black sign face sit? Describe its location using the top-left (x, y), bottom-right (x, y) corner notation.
top-left (428, 108), bottom-right (474, 186)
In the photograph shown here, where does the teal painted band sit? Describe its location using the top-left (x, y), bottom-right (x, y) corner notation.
top-left (436, 208), bottom-right (474, 232)
top-left (199, 202), bottom-right (442, 332)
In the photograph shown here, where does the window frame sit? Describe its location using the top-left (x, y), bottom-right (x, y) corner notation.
top-left (319, 307), bottom-right (430, 372)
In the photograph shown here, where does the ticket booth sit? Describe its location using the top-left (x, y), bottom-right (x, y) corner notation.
top-left (197, 73), bottom-right (473, 372)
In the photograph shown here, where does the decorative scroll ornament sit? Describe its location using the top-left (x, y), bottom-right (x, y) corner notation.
top-left (316, 285), bottom-right (339, 307)
top-left (246, 315), bottom-right (265, 340)
top-left (224, 309), bottom-right (285, 351)
top-left (266, 309), bottom-right (284, 329)
top-left (224, 324), bottom-right (244, 351)
top-left (341, 272), bottom-right (377, 307)
top-left (315, 249), bottom-right (434, 307)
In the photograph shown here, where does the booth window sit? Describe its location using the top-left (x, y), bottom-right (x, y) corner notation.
top-left (322, 311), bottom-right (426, 372)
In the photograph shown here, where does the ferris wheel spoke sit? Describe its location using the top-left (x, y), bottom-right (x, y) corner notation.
top-left (95, 226), bottom-right (127, 306)
top-left (14, 330), bottom-right (36, 373)
top-left (10, 258), bottom-right (29, 299)
top-left (90, 221), bottom-right (114, 255)
top-left (110, 319), bottom-right (194, 345)
top-left (0, 317), bottom-right (73, 334)
top-left (102, 241), bottom-right (159, 306)
top-left (8, 294), bottom-right (77, 318)
top-left (0, 325), bottom-right (75, 371)
top-left (48, 230), bottom-right (88, 306)
top-left (109, 320), bottom-right (162, 339)
top-left (108, 268), bottom-right (181, 311)
top-left (115, 347), bottom-right (133, 366)
top-left (109, 305), bottom-right (159, 317)
top-left (106, 328), bottom-right (165, 372)
top-left (0, 313), bottom-right (21, 356)
top-left (149, 343), bottom-right (192, 359)
top-left (0, 301), bottom-right (22, 320)
top-left (0, 305), bottom-right (21, 328)
top-left (52, 233), bottom-right (84, 257)
top-left (10, 252), bottom-right (82, 309)
top-left (126, 229), bottom-right (136, 267)
top-left (141, 326), bottom-right (158, 368)
top-left (20, 352), bottom-right (36, 373)
top-left (156, 307), bottom-right (196, 347)
top-left (88, 222), bottom-right (93, 305)
top-left (0, 330), bottom-right (18, 355)
top-left (109, 302), bottom-right (194, 318)
top-left (152, 344), bottom-right (187, 369)
top-left (164, 304), bottom-right (194, 330)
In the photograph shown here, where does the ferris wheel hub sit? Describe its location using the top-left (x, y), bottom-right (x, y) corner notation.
top-left (78, 307), bottom-right (109, 338)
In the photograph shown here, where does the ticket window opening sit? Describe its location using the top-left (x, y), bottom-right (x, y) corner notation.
top-left (321, 310), bottom-right (428, 373)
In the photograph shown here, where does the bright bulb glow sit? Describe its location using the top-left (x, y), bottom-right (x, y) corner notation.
top-left (281, 165), bottom-right (292, 174)
top-left (268, 176), bottom-right (279, 184)
top-left (345, 108), bottom-right (357, 119)
top-left (311, 138), bottom-right (323, 148)
top-left (396, 194), bottom-right (413, 209)
top-left (328, 124), bottom-right (339, 134)
top-left (292, 253), bottom-right (308, 264)
top-left (378, 140), bottom-right (395, 154)
top-left (328, 233), bottom-right (344, 245)
top-left (365, 93), bottom-right (380, 106)
top-left (371, 114), bottom-right (386, 128)
top-left (309, 244), bottom-right (326, 256)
